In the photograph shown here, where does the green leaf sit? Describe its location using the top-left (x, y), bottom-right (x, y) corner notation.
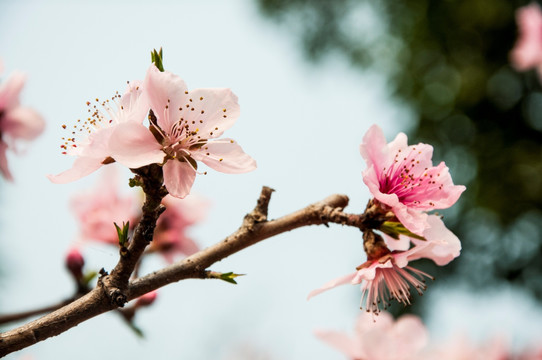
top-left (380, 221), bottom-right (426, 241)
top-left (150, 47), bottom-right (164, 72)
top-left (114, 221), bottom-right (130, 247)
top-left (127, 322), bottom-right (144, 338)
top-left (209, 271), bottom-right (245, 284)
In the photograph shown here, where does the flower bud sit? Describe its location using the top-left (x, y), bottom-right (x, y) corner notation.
top-left (65, 248), bottom-right (84, 281)
top-left (135, 291), bottom-right (158, 308)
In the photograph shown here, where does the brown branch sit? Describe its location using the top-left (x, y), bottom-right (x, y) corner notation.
top-left (0, 186), bottom-right (361, 357)
top-left (0, 299), bottom-right (74, 326)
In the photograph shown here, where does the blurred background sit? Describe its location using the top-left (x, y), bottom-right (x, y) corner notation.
top-left (1, 0), bottom-right (542, 359)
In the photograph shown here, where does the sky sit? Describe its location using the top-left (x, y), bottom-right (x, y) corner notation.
top-left (1, 1), bottom-right (542, 359)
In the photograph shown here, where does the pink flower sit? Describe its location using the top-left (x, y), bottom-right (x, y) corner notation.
top-left (360, 124), bottom-right (465, 236)
top-left (511, 3), bottom-right (542, 77)
top-left (315, 311), bottom-right (428, 360)
top-left (308, 215), bottom-right (460, 314)
top-left (0, 62), bottom-right (45, 181)
top-left (48, 80), bottom-right (163, 184)
top-left (70, 168), bottom-right (139, 245)
top-left (109, 65), bottom-right (256, 198)
top-left (149, 194), bottom-right (209, 262)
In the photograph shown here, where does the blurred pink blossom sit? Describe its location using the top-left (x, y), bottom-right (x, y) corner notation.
top-left (108, 65), bottom-right (257, 198)
top-left (308, 215), bottom-right (460, 313)
top-left (70, 168), bottom-right (139, 245)
top-left (360, 124), bottom-right (465, 236)
top-left (48, 80), bottom-right (161, 184)
top-left (519, 345), bottom-right (542, 360)
top-left (0, 60), bottom-right (45, 181)
top-left (134, 290), bottom-right (158, 308)
top-left (419, 335), bottom-right (509, 360)
top-left (315, 311), bottom-right (428, 360)
top-left (149, 194), bottom-right (209, 262)
top-left (511, 3), bottom-right (542, 77)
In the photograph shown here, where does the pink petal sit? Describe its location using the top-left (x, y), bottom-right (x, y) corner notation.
top-left (393, 205), bottom-right (429, 237)
top-left (356, 311), bottom-right (394, 334)
top-left (108, 122), bottom-right (164, 168)
top-left (143, 65), bottom-right (188, 132)
top-left (512, 3), bottom-right (542, 70)
top-left (163, 160), bottom-right (197, 199)
top-left (387, 131), bottom-right (409, 156)
top-left (116, 80), bottom-right (149, 125)
top-left (353, 259), bottom-right (394, 282)
top-left (360, 124), bottom-right (390, 177)
top-left (314, 330), bottom-right (364, 359)
top-left (307, 272), bottom-right (357, 300)
top-left (0, 141), bottom-right (13, 181)
top-left (390, 315), bottom-right (429, 355)
top-left (183, 88), bottom-right (240, 139)
top-left (363, 314), bottom-right (428, 360)
top-left (383, 233), bottom-right (411, 251)
top-left (406, 215), bottom-right (461, 266)
top-left (192, 139), bottom-right (256, 174)
top-left (0, 71), bottom-right (25, 110)
top-left (47, 156), bottom-right (105, 184)
top-left (2, 106), bottom-right (45, 140)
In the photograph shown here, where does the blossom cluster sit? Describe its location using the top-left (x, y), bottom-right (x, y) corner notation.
top-left (49, 64), bottom-right (256, 199)
top-left (309, 125), bottom-right (465, 314)
top-left (316, 311), bottom-right (540, 360)
top-left (69, 168), bottom-right (208, 263)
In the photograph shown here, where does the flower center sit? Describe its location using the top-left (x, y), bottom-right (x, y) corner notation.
top-left (379, 146), bottom-right (444, 206)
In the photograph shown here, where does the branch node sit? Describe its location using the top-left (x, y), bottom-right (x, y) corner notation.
top-left (251, 186), bottom-right (275, 222)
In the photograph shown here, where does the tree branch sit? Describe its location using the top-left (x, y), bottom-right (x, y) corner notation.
top-left (0, 299), bottom-right (75, 326)
top-left (0, 186), bottom-right (363, 357)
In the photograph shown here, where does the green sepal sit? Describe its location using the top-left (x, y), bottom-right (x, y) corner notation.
top-left (114, 221), bottom-right (130, 247)
top-left (380, 221), bottom-right (426, 241)
top-left (151, 48), bottom-right (164, 72)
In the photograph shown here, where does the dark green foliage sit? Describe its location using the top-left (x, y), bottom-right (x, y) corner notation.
top-left (256, 0), bottom-right (542, 309)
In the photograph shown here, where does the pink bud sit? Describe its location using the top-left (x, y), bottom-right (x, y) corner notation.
top-left (135, 291), bottom-right (158, 308)
top-left (65, 248), bottom-right (84, 280)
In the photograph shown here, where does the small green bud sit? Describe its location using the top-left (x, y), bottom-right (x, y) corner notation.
top-left (209, 271), bottom-right (245, 284)
top-left (151, 47), bottom-right (165, 72)
top-left (114, 221), bottom-right (130, 247)
top-left (380, 221), bottom-right (426, 241)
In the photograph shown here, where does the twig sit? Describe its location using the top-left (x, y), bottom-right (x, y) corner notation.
top-left (0, 186), bottom-right (361, 357)
top-left (0, 299), bottom-right (74, 326)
